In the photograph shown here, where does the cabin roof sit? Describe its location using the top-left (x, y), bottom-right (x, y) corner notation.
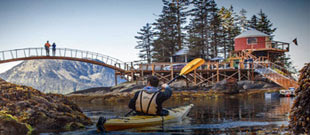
top-left (235, 29), bottom-right (269, 39)
top-left (174, 47), bottom-right (189, 56)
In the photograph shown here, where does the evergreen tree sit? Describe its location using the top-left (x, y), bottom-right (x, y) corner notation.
top-left (218, 6), bottom-right (240, 59)
top-left (172, 0), bottom-right (190, 50)
top-left (187, 0), bottom-right (212, 60)
top-left (237, 8), bottom-right (248, 32)
top-left (278, 54), bottom-right (297, 74)
top-left (257, 9), bottom-right (277, 37)
top-left (152, 0), bottom-right (189, 62)
top-left (209, 0), bottom-right (221, 58)
top-left (134, 23), bottom-right (154, 63)
top-left (248, 15), bottom-right (258, 29)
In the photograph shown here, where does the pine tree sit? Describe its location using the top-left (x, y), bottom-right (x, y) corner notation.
top-left (172, 0), bottom-right (190, 50)
top-left (187, 0), bottom-right (212, 60)
top-left (134, 23), bottom-right (154, 63)
top-left (257, 9), bottom-right (277, 37)
top-left (248, 15), bottom-right (258, 29)
top-left (218, 6), bottom-right (240, 59)
top-left (209, 0), bottom-right (221, 58)
top-left (152, 0), bottom-right (189, 62)
top-left (237, 8), bottom-right (248, 32)
top-left (277, 54), bottom-right (297, 74)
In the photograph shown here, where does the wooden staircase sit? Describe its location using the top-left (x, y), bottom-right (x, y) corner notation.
top-left (242, 50), bottom-right (298, 89)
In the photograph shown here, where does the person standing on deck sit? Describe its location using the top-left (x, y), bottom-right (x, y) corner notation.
top-left (128, 76), bottom-right (172, 116)
top-left (52, 42), bottom-right (56, 56)
top-left (44, 41), bottom-right (51, 56)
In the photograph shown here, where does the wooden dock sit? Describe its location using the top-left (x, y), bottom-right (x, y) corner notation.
top-left (116, 50), bottom-right (298, 89)
top-left (115, 61), bottom-right (256, 87)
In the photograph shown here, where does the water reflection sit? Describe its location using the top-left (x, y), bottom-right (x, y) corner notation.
top-left (44, 92), bottom-right (294, 134)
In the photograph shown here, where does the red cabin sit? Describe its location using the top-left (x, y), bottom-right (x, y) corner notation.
top-left (234, 29), bottom-right (271, 51)
top-left (232, 29), bottom-right (290, 64)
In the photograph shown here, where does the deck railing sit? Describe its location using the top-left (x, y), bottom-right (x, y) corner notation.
top-left (269, 41), bottom-right (290, 51)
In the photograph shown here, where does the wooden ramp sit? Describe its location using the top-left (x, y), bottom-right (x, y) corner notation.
top-left (255, 64), bottom-right (298, 89)
top-left (241, 50), bottom-right (298, 89)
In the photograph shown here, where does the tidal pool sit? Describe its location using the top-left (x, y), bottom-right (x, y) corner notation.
top-left (42, 92), bottom-right (293, 135)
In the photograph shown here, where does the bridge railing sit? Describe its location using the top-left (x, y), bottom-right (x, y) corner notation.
top-left (0, 47), bottom-right (132, 71)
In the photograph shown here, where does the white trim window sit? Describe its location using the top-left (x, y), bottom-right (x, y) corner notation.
top-left (247, 37), bottom-right (257, 45)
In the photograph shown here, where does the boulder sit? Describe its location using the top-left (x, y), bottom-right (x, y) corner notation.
top-left (211, 78), bottom-right (239, 94)
top-left (0, 79), bottom-right (92, 134)
top-left (0, 111), bottom-right (31, 135)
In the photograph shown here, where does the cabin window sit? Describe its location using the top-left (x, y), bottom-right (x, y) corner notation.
top-left (247, 37), bottom-right (257, 45)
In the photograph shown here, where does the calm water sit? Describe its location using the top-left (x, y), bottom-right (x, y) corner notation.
top-left (42, 92), bottom-right (294, 135)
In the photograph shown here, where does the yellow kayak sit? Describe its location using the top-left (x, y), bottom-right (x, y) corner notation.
top-left (97, 104), bottom-right (194, 131)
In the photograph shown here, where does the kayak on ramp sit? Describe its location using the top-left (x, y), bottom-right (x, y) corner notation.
top-left (96, 104), bottom-right (194, 131)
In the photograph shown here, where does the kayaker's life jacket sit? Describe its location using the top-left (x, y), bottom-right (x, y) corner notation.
top-left (135, 90), bottom-right (159, 115)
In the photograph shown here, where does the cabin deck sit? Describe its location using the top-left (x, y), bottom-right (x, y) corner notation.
top-left (115, 62), bottom-right (256, 86)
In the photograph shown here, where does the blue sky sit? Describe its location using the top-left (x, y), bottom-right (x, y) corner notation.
top-left (0, 0), bottom-right (309, 72)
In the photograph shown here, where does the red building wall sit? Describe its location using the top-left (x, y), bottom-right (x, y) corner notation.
top-left (234, 37), bottom-right (266, 51)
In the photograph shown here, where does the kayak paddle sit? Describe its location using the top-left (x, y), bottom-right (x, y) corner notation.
top-left (167, 58), bottom-right (205, 85)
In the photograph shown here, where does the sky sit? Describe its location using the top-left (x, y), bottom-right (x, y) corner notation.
top-left (0, 0), bottom-right (309, 73)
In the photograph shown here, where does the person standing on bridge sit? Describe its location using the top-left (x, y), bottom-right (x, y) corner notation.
top-left (128, 76), bottom-right (172, 116)
top-left (52, 42), bottom-right (56, 56)
top-left (44, 41), bottom-right (51, 56)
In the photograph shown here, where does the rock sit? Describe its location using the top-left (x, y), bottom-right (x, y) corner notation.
top-left (0, 111), bottom-right (31, 135)
top-left (211, 79), bottom-right (227, 90)
top-left (210, 79), bottom-right (279, 94)
top-left (64, 122), bottom-right (85, 131)
top-left (289, 63), bottom-right (310, 134)
top-left (170, 79), bottom-right (187, 88)
top-left (211, 78), bottom-right (239, 94)
top-left (237, 80), bottom-right (277, 90)
top-left (0, 78), bottom-right (92, 134)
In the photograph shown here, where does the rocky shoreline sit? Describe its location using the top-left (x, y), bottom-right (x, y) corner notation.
top-left (0, 78), bottom-right (92, 135)
top-left (68, 79), bottom-right (281, 104)
top-left (289, 63), bottom-right (310, 134)
top-left (0, 75), bottom-right (281, 134)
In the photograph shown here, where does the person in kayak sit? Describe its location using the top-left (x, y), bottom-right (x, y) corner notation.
top-left (128, 76), bottom-right (172, 116)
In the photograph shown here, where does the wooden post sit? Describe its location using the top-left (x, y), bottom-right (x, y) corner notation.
top-left (170, 63), bottom-right (174, 80)
top-left (115, 73), bottom-right (118, 86)
top-left (251, 65), bottom-right (254, 81)
top-left (141, 68), bottom-right (144, 78)
top-left (152, 64), bottom-right (155, 76)
top-left (238, 68), bottom-right (241, 81)
top-left (247, 70), bottom-right (250, 80)
top-left (131, 71), bottom-right (134, 82)
top-left (212, 73), bottom-right (215, 84)
top-left (194, 69), bottom-right (197, 85)
top-left (216, 62), bottom-right (219, 82)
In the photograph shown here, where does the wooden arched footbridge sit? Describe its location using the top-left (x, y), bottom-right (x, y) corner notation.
top-left (0, 48), bottom-right (133, 73)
